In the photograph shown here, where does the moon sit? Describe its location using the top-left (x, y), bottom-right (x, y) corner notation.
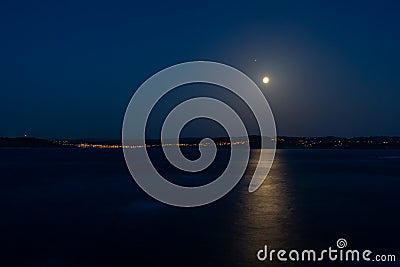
top-left (262, 76), bottom-right (270, 84)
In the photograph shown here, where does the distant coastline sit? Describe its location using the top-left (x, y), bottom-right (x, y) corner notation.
top-left (1, 136), bottom-right (400, 149)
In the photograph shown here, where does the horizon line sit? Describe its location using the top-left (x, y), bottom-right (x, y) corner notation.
top-left (2, 135), bottom-right (400, 141)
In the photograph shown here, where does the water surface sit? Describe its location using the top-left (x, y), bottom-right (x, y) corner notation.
top-left (0, 148), bottom-right (399, 266)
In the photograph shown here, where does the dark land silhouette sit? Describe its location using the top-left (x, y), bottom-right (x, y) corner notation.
top-left (1, 136), bottom-right (400, 149)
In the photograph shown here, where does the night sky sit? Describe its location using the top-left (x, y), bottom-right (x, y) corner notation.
top-left (1, 0), bottom-right (399, 139)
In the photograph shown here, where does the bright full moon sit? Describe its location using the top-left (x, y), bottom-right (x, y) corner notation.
top-left (262, 76), bottom-right (270, 84)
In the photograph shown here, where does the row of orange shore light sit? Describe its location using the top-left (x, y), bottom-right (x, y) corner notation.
top-left (76, 141), bottom-right (248, 149)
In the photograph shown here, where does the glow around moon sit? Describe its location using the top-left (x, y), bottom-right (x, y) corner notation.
top-left (262, 76), bottom-right (270, 84)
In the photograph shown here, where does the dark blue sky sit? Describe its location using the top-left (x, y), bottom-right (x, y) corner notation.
top-left (1, 0), bottom-right (399, 139)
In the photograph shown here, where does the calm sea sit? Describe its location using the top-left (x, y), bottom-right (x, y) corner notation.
top-left (0, 148), bottom-right (399, 266)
